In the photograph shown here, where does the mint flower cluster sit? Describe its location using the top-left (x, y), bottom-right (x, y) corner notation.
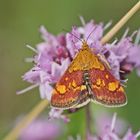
top-left (18, 18), bottom-right (140, 140)
top-left (18, 19), bottom-right (140, 102)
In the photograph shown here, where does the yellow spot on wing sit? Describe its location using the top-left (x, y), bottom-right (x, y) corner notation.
top-left (105, 74), bottom-right (109, 79)
top-left (96, 78), bottom-right (101, 85)
top-left (93, 85), bottom-right (101, 89)
top-left (68, 82), bottom-right (71, 88)
top-left (56, 85), bottom-right (66, 94)
top-left (80, 85), bottom-right (86, 91)
top-left (118, 86), bottom-right (124, 92)
top-left (96, 79), bottom-right (105, 87)
top-left (65, 77), bottom-right (68, 81)
top-left (108, 82), bottom-right (118, 91)
top-left (72, 80), bottom-right (77, 87)
top-left (102, 80), bottom-right (105, 86)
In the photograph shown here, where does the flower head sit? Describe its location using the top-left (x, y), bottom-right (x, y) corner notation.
top-left (105, 31), bottom-right (140, 80)
top-left (88, 112), bottom-right (140, 140)
top-left (19, 19), bottom-right (140, 117)
top-left (19, 118), bottom-right (63, 140)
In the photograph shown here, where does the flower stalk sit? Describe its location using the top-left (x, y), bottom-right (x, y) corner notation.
top-left (101, 1), bottom-right (140, 45)
top-left (4, 100), bottom-right (48, 140)
top-left (85, 103), bottom-right (92, 138)
top-left (4, 1), bottom-right (140, 140)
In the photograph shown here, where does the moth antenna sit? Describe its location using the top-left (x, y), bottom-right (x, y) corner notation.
top-left (62, 28), bottom-right (83, 43)
top-left (86, 27), bottom-right (97, 42)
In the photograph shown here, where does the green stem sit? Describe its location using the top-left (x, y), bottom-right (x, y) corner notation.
top-left (85, 103), bottom-right (92, 138)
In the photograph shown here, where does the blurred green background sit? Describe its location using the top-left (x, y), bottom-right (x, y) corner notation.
top-left (0, 0), bottom-right (140, 139)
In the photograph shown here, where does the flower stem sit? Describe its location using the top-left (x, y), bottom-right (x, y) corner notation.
top-left (85, 103), bottom-right (92, 138)
top-left (101, 1), bottom-right (140, 45)
top-left (3, 100), bottom-right (49, 140)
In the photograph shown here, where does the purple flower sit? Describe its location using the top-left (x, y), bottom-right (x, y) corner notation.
top-left (65, 21), bottom-right (104, 59)
top-left (49, 108), bottom-right (70, 123)
top-left (19, 18), bottom-right (140, 111)
top-left (94, 111), bottom-right (128, 136)
top-left (18, 20), bottom-right (106, 98)
top-left (19, 118), bottom-right (62, 140)
top-left (88, 113), bottom-right (140, 140)
top-left (104, 30), bottom-right (140, 80)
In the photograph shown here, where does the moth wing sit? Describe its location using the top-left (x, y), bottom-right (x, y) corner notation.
top-left (89, 69), bottom-right (127, 107)
top-left (51, 70), bottom-right (89, 109)
top-left (75, 89), bottom-right (90, 108)
top-left (51, 46), bottom-right (92, 109)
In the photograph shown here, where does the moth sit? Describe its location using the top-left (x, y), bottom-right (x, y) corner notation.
top-left (51, 40), bottom-right (127, 109)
